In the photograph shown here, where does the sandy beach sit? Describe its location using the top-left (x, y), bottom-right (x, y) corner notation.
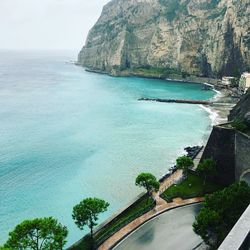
top-left (202, 89), bottom-right (238, 125)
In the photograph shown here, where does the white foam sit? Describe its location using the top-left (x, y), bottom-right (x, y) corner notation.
top-left (199, 104), bottom-right (221, 126)
top-left (211, 89), bottom-right (223, 102)
top-left (199, 88), bottom-right (227, 125)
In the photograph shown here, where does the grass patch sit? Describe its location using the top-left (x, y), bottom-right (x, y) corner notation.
top-left (160, 172), bottom-right (222, 202)
top-left (68, 196), bottom-right (155, 250)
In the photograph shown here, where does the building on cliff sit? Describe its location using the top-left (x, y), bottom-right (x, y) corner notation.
top-left (239, 72), bottom-right (250, 94)
top-left (221, 76), bottom-right (236, 87)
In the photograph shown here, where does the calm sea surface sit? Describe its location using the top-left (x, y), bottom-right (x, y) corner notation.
top-left (0, 51), bottom-right (214, 245)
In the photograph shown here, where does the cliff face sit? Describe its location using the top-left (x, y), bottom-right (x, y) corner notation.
top-left (229, 89), bottom-right (250, 122)
top-left (78, 0), bottom-right (250, 78)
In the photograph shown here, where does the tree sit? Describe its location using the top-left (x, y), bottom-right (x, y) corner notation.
top-left (197, 158), bottom-right (217, 185)
top-left (193, 181), bottom-right (250, 248)
top-left (193, 208), bottom-right (221, 245)
top-left (72, 198), bottom-right (109, 241)
top-left (4, 217), bottom-right (68, 250)
top-left (135, 173), bottom-right (160, 197)
top-left (176, 156), bottom-right (194, 178)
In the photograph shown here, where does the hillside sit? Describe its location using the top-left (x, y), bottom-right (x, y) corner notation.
top-left (78, 0), bottom-right (250, 79)
top-left (229, 89), bottom-right (250, 123)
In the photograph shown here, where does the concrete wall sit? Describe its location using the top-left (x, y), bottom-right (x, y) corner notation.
top-left (219, 205), bottom-right (250, 250)
top-left (235, 132), bottom-right (250, 182)
top-left (201, 125), bottom-right (236, 186)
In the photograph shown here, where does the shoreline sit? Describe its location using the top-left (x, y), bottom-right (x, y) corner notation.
top-left (82, 66), bottom-right (220, 85)
top-left (204, 89), bottom-right (238, 125)
top-left (84, 64), bottom-right (238, 152)
top-left (68, 65), bottom-right (239, 250)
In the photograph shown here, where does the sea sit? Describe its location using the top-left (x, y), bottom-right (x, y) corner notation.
top-left (0, 50), bottom-right (215, 246)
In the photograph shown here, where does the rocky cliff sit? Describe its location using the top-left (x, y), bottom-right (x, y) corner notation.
top-left (229, 89), bottom-right (250, 123)
top-left (78, 0), bottom-right (250, 78)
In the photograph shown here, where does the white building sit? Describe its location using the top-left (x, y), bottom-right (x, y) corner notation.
top-left (221, 76), bottom-right (236, 86)
top-left (239, 72), bottom-right (250, 94)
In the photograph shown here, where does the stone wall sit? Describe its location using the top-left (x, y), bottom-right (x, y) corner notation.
top-left (219, 205), bottom-right (250, 250)
top-left (201, 124), bottom-right (250, 186)
top-left (201, 125), bottom-right (235, 186)
top-left (235, 132), bottom-right (250, 181)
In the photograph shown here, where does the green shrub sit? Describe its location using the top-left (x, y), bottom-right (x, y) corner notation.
top-left (231, 118), bottom-right (248, 133)
top-left (193, 182), bottom-right (250, 248)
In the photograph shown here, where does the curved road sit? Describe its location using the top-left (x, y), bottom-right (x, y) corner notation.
top-left (114, 203), bottom-right (202, 250)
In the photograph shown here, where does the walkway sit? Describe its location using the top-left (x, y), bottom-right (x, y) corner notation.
top-left (193, 147), bottom-right (205, 169)
top-left (98, 170), bottom-right (204, 250)
top-left (115, 203), bottom-right (203, 250)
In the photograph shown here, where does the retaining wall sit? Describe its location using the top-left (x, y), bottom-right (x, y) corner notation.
top-left (201, 125), bottom-right (236, 186)
top-left (201, 124), bottom-right (250, 185)
top-left (235, 132), bottom-right (250, 181)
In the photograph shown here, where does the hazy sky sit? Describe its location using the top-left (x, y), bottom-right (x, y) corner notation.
top-left (0, 0), bottom-right (110, 50)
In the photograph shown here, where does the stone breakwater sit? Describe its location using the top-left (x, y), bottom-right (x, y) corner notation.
top-left (138, 98), bottom-right (212, 105)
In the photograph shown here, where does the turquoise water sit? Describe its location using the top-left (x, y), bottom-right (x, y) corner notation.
top-left (0, 51), bottom-right (214, 246)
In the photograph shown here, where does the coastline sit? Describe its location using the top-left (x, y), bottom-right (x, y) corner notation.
top-left (82, 66), bottom-right (237, 126)
top-left (83, 65), bottom-right (238, 144)
top-left (202, 89), bottom-right (238, 125)
top-left (67, 66), bottom-right (232, 249)
top-left (82, 66), bottom-right (220, 85)
top-left (96, 90), bottom-right (237, 249)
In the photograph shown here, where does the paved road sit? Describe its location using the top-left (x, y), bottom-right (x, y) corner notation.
top-left (114, 203), bottom-right (203, 250)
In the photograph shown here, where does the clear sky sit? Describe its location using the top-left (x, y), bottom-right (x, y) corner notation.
top-left (0, 0), bottom-right (110, 50)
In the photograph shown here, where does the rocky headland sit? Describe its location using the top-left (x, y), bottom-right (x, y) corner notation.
top-left (78, 0), bottom-right (250, 81)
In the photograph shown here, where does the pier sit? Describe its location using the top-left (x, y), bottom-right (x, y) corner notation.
top-left (138, 98), bottom-right (212, 105)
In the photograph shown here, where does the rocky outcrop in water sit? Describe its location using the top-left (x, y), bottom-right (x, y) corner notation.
top-left (78, 0), bottom-right (250, 79)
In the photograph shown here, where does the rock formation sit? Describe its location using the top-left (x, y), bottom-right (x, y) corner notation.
top-left (229, 89), bottom-right (250, 123)
top-left (78, 0), bottom-right (250, 79)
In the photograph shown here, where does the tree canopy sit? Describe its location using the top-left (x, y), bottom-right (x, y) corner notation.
top-left (72, 197), bottom-right (109, 239)
top-left (4, 217), bottom-right (68, 250)
top-left (193, 181), bottom-right (250, 248)
top-left (197, 158), bottom-right (217, 185)
top-left (176, 156), bottom-right (194, 177)
top-left (135, 173), bottom-right (160, 196)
